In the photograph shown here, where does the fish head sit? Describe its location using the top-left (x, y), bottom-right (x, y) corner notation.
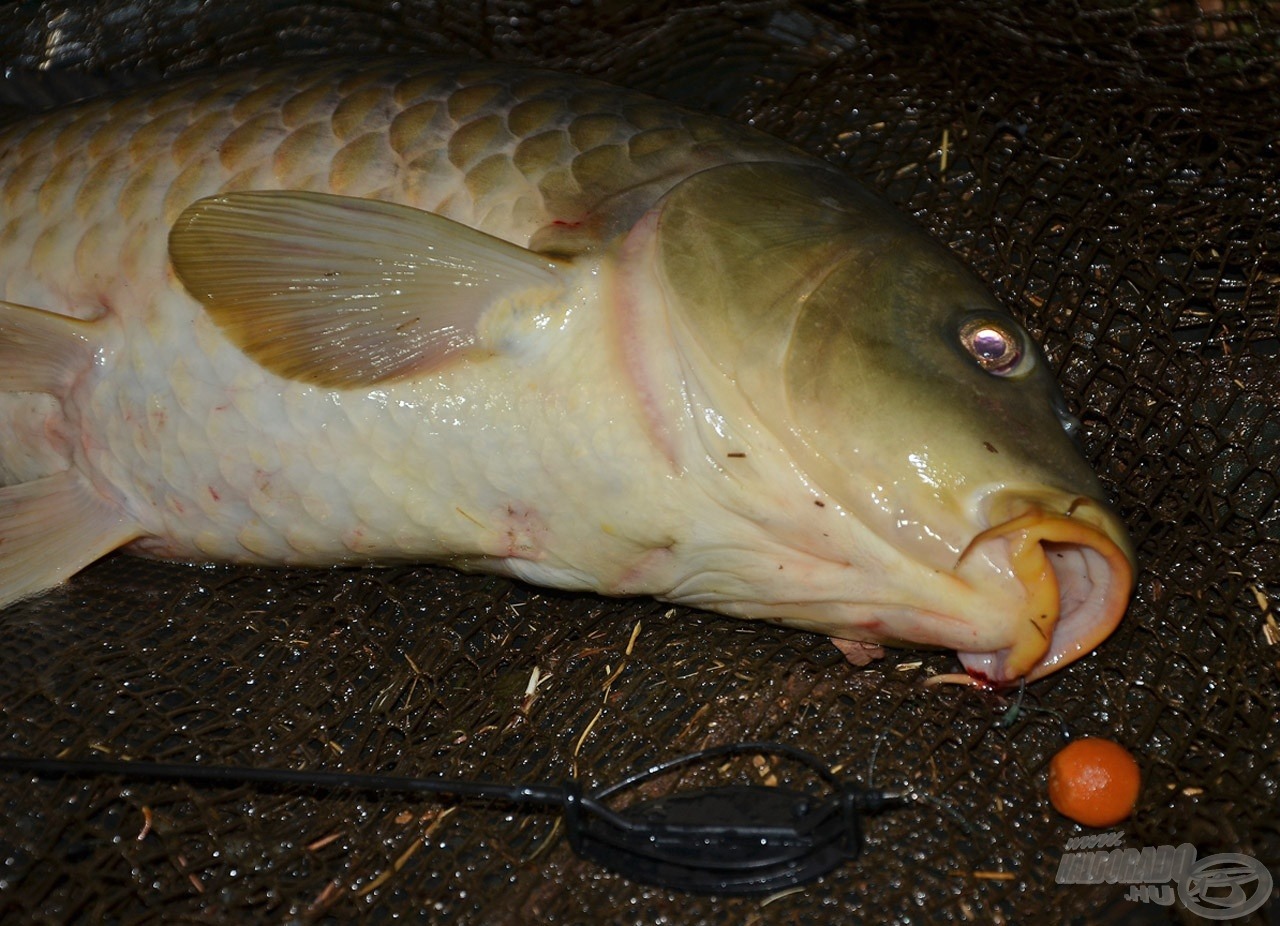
top-left (630, 161), bottom-right (1134, 683)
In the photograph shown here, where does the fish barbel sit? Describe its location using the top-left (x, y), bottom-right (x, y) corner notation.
top-left (0, 57), bottom-right (1134, 682)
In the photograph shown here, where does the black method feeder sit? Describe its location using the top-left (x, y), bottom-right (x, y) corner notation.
top-left (0, 741), bottom-right (905, 895)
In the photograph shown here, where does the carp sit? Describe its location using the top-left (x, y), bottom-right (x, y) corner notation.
top-left (0, 58), bottom-right (1133, 682)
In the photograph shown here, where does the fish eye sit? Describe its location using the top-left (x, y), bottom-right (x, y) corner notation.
top-left (959, 317), bottom-right (1026, 376)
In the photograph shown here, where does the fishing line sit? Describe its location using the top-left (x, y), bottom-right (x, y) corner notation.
top-left (0, 741), bottom-right (904, 895)
top-left (867, 688), bottom-right (975, 838)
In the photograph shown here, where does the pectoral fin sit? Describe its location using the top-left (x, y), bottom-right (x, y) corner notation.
top-left (169, 191), bottom-right (565, 388)
top-left (0, 470), bottom-right (140, 609)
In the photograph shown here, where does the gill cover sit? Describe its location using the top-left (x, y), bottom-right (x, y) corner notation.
top-left (648, 162), bottom-right (1135, 681)
top-left (650, 162), bottom-right (1106, 550)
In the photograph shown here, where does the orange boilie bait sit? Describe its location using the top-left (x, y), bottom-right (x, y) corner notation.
top-left (1048, 737), bottom-right (1142, 828)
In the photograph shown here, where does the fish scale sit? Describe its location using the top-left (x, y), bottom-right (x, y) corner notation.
top-left (0, 57), bottom-right (1134, 683)
top-left (1, 60), bottom-right (747, 561)
top-left (3, 58), bottom-right (786, 296)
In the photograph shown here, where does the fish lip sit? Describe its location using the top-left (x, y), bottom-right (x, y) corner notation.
top-left (954, 498), bottom-right (1135, 684)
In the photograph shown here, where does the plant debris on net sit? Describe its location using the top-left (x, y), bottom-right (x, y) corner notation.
top-left (0, 2), bottom-right (1276, 923)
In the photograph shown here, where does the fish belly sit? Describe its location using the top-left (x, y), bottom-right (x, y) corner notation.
top-left (0, 58), bottom-right (784, 596)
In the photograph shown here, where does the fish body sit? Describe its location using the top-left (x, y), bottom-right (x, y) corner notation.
top-left (0, 58), bottom-right (1133, 682)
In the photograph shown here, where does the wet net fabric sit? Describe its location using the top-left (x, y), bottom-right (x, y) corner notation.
top-left (0, 2), bottom-right (1276, 922)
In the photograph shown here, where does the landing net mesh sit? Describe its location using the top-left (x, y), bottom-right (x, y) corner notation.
top-left (0, 2), bottom-right (1276, 923)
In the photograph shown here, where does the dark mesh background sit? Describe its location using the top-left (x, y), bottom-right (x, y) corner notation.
top-left (1, 2), bottom-right (1277, 923)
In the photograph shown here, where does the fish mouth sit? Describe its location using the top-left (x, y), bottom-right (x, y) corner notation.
top-left (954, 500), bottom-right (1134, 684)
